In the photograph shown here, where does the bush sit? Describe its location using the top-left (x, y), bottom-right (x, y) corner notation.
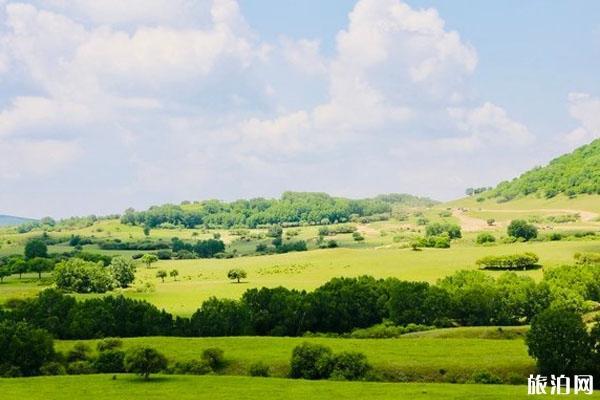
top-left (330, 352), bottom-right (371, 381)
top-left (94, 350), bottom-right (125, 373)
top-left (67, 361), bottom-right (96, 375)
top-left (96, 338), bottom-right (123, 352)
top-left (476, 253), bottom-right (539, 270)
top-left (507, 220), bottom-right (538, 241)
top-left (40, 362), bottom-right (66, 376)
top-left (476, 233), bottom-right (496, 244)
top-left (468, 370), bottom-right (502, 384)
top-left (202, 347), bottom-right (226, 370)
top-left (248, 361), bottom-right (270, 377)
top-left (172, 359), bottom-right (212, 375)
top-left (290, 342), bottom-right (334, 380)
top-left (67, 343), bottom-right (92, 362)
top-left (0, 321), bottom-right (55, 377)
top-left (425, 223), bottom-right (461, 239)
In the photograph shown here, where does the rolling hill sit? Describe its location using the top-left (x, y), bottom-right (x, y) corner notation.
top-left (0, 215), bottom-right (34, 227)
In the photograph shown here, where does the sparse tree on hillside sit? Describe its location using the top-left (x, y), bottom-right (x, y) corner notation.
top-left (156, 270), bottom-right (167, 283)
top-left (28, 257), bottom-right (54, 279)
top-left (169, 269), bottom-right (179, 281)
top-left (124, 347), bottom-right (167, 380)
top-left (140, 254), bottom-right (158, 269)
top-left (227, 268), bottom-right (247, 283)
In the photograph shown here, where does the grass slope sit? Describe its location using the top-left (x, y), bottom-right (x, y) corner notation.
top-left (55, 335), bottom-right (534, 381)
top-left (2, 375), bottom-right (574, 400)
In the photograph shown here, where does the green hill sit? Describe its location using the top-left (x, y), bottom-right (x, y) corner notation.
top-left (0, 215), bottom-right (34, 227)
top-left (488, 138), bottom-right (600, 201)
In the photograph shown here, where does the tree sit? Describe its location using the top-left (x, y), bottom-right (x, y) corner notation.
top-left (53, 258), bottom-right (114, 293)
top-left (124, 347), bottom-right (167, 380)
top-left (0, 264), bottom-right (10, 283)
top-left (526, 308), bottom-right (592, 376)
top-left (11, 259), bottom-right (27, 279)
top-left (486, 218), bottom-right (495, 226)
top-left (28, 257), bottom-right (54, 279)
top-left (0, 321), bottom-right (55, 376)
top-left (290, 342), bottom-right (334, 380)
top-left (24, 239), bottom-right (47, 260)
top-left (507, 219), bottom-right (538, 241)
top-left (143, 226), bottom-right (151, 237)
top-left (156, 270), bottom-right (167, 283)
top-left (140, 254), bottom-right (158, 268)
top-left (109, 256), bottom-right (136, 288)
top-left (169, 269), bottom-right (179, 281)
top-left (227, 268), bottom-right (247, 283)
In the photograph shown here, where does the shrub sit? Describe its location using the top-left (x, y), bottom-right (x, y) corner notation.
top-left (202, 347), bottom-right (226, 370)
top-left (468, 370), bottom-right (502, 384)
top-left (67, 343), bottom-right (92, 362)
top-left (172, 359), bottom-right (212, 375)
top-left (248, 362), bottom-right (270, 377)
top-left (425, 223), bottom-right (461, 239)
top-left (574, 252), bottom-right (600, 266)
top-left (330, 352), bottom-right (371, 381)
top-left (476, 233), bottom-right (496, 244)
top-left (507, 220), bottom-right (538, 241)
top-left (476, 253), bottom-right (539, 270)
top-left (290, 342), bottom-right (334, 380)
top-left (40, 362), bottom-right (66, 376)
top-left (67, 361), bottom-right (96, 375)
top-left (94, 350), bottom-right (125, 373)
top-left (96, 338), bottom-right (123, 352)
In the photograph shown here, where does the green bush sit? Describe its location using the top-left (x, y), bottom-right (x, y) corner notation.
top-left (425, 223), bottom-right (461, 239)
top-left (40, 362), bottom-right (66, 376)
top-left (202, 347), bottom-right (226, 370)
top-left (476, 252), bottom-right (539, 270)
top-left (96, 338), bottom-right (123, 352)
top-left (172, 359), bottom-right (212, 375)
top-left (330, 351), bottom-right (371, 381)
top-left (476, 233), bottom-right (496, 244)
top-left (124, 347), bottom-right (168, 379)
top-left (290, 342), bottom-right (334, 380)
top-left (248, 361), bottom-right (270, 377)
top-left (94, 350), bottom-right (125, 373)
top-left (507, 220), bottom-right (538, 241)
top-left (67, 361), bottom-right (96, 375)
top-left (54, 258), bottom-right (115, 293)
top-left (468, 370), bottom-right (502, 384)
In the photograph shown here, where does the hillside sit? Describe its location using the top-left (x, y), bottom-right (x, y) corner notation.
top-left (0, 215), bottom-right (34, 227)
top-left (486, 138), bottom-right (600, 201)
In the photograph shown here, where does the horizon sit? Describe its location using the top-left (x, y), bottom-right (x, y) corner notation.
top-left (1, 0), bottom-right (599, 218)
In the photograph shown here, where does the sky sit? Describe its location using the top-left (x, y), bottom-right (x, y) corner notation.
top-left (0, 0), bottom-right (599, 218)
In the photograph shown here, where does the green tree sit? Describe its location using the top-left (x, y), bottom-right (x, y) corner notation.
top-left (28, 257), bottom-right (54, 279)
top-left (507, 219), bottom-right (538, 241)
top-left (140, 253), bottom-right (158, 268)
top-left (290, 342), bottom-right (334, 380)
top-left (526, 308), bottom-right (592, 376)
top-left (124, 347), bottom-right (167, 380)
top-left (109, 256), bottom-right (136, 288)
top-left (0, 321), bottom-right (55, 376)
top-left (24, 239), bottom-right (47, 260)
top-left (53, 258), bottom-right (114, 293)
top-left (11, 259), bottom-right (27, 279)
top-left (169, 269), bottom-right (179, 281)
top-left (0, 264), bottom-right (10, 283)
top-left (227, 268), bottom-right (247, 283)
top-left (156, 270), bottom-right (167, 283)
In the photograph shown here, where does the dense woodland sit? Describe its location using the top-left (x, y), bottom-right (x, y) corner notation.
top-left (120, 192), bottom-right (437, 229)
top-left (488, 138), bottom-right (600, 201)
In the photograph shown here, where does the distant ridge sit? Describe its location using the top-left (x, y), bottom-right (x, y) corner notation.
top-left (487, 138), bottom-right (600, 201)
top-left (0, 215), bottom-right (35, 227)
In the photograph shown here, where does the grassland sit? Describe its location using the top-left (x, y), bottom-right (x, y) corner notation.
top-left (54, 334), bottom-right (534, 381)
top-left (3, 375), bottom-right (583, 400)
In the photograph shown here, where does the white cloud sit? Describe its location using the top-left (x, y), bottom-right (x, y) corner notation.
top-left (281, 38), bottom-right (327, 75)
top-left (564, 92), bottom-right (600, 147)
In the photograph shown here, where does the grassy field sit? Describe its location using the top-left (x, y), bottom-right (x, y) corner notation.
top-left (3, 375), bottom-right (584, 400)
top-left (2, 238), bottom-right (599, 315)
top-left (55, 334), bottom-right (534, 381)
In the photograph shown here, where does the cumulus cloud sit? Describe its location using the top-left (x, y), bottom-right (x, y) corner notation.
top-left (0, 0), bottom-right (542, 217)
top-left (563, 92), bottom-right (600, 147)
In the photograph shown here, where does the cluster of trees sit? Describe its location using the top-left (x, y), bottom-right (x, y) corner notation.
top-left (489, 138), bottom-right (600, 200)
top-left (54, 257), bottom-right (136, 293)
top-left (476, 252), bottom-right (540, 270)
top-left (120, 192), bottom-right (436, 229)
top-left (290, 342), bottom-right (371, 381)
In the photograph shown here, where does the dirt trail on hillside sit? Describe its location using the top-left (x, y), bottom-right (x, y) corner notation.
top-left (452, 209), bottom-right (494, 232)
top-left (478, 209), bottom-right (599, 222)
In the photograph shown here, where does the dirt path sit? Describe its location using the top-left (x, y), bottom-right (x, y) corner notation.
top-left (452, 209), bottom-right (493, 232)
top-left (478, 208), bottom-right (599, 222)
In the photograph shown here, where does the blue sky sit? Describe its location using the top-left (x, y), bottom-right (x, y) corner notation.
top-left (0, 0), bottom-right (599, 218)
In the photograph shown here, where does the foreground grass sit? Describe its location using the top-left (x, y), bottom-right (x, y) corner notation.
top-left (55, 335), bottom-right (534, 381)
top-left (1, 375), bottom-right (594, 400)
